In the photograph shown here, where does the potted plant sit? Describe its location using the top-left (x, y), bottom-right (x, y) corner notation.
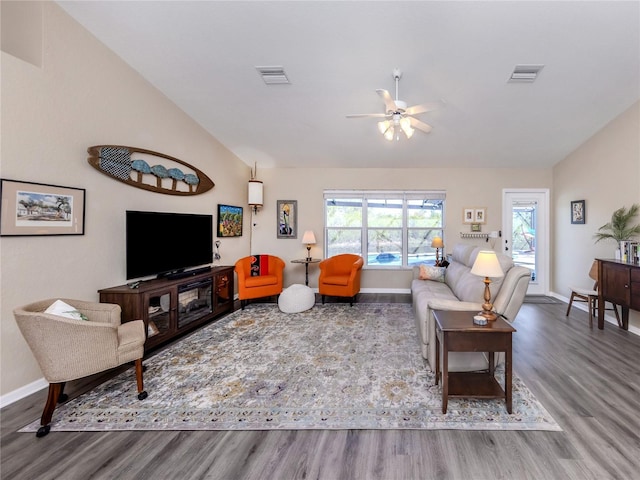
top-left (594, 204), bottom-right (640, 259)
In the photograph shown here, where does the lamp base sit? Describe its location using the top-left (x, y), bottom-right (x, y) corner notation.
top-left (478, 310), bottom-right (498, 321)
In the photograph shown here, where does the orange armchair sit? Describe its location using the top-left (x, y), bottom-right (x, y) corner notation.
top-left (235, 255), bottom-right (285, 309)
top-left (319, 254), bottom-right (364, 306)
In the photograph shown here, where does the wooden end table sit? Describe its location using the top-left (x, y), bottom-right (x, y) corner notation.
top-left (433, 310), bottom-right (516, 414)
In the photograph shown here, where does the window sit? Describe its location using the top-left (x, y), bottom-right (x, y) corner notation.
top-left (324, 191), bottom-right (445, 267)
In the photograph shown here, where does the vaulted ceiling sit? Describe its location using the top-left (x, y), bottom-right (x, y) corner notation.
top-left (57, 1), bottom-right (640, 169)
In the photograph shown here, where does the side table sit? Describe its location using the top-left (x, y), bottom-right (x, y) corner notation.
top-left (433, 309), bottom-right (516, 414)
top-left (291, 258), bottom-right (321, 286)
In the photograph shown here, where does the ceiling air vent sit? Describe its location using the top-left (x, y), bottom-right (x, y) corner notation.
top-left (256, 66), bottom-right (290, 85)
top-left (508, 64), bottom-right (544, 83)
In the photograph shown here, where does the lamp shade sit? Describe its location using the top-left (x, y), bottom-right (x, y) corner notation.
top-left (302, 230), bottom-right (316, 245)
top-left (248, 180), bottom-right (263, 207)
top-left (470, 251), bottom-right (504, 278)
top-left (431, 236), bottom-right (444, 248)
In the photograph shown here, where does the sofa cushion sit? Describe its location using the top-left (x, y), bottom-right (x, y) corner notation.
top-left (245, 275), bottom-right (278, 287)
top-left (418, 265), bottom-right (446, 282)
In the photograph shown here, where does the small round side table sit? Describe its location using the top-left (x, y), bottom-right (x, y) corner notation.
top-left (291, 258), bottom-right (321, 286)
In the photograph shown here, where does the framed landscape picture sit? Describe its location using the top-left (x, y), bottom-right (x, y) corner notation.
top-left (0, 178), bottom-right (85, 236)
top-left (217, 204), bottom-right (243, 237)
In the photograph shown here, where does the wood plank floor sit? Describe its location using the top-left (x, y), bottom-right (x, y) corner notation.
top-left (2, 295), bottom-right (640, 480)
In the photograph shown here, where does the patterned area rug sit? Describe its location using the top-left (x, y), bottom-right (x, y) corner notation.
top-left (20, 303), bottom-right (561, 432)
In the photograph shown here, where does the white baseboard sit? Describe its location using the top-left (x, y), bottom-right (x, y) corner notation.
top-left (359, 288), bottom-right (411, 294)
top-left (0, 377), bottom-right (47, 409)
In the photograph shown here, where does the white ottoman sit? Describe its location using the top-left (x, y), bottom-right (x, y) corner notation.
top-left (278, 284), bottom-right (315, 313)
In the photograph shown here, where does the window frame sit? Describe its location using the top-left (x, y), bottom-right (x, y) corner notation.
top-left (324, 190), bottom-right (446, 269)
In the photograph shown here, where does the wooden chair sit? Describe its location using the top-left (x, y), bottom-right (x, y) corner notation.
top-left (566, 261), bottom-right (621, 327)
top-left (13, 299), bottom-right (147, 437)
top-left (318, 254), bottom-right (364, 306)
top-left (235, 255), bottom-right (285, 309)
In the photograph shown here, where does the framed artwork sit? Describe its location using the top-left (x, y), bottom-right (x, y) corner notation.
top-left (0, 178), bottom-right (85, 236)
top-left (474, 208), bottom-right (486, 224)
top-left (571, 200), bottom-right (585, 224)
top-left (463, 208), bottom-right (475, 224)
top-left (277, 200), bottom-right (297, 238)
top-left (471, 223), bottom-right (481, 232)
top-left (217, 204), bottom-right (243, 237)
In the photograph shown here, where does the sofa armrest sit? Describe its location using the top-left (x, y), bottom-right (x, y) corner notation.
top-left (427, 298), bottom-right (482, 311)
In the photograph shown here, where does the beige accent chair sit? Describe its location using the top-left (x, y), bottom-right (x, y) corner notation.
top-left (14, 299), bottom-right (147, 437)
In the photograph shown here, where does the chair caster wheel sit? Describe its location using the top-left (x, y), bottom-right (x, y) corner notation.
top-left (36, 425), bottom-right (50, 437)
top-left (138, 391), bottom-right (148, 400)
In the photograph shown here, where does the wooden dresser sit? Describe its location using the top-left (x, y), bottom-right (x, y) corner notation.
top-left (597, 259), bottom-right (640, 330)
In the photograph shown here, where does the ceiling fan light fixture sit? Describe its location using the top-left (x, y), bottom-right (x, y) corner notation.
top-left (384, 127), bottom-right (395, 141)
top-left (400, 117), bottom-right (414, 138)
top-left (378, 120), bottom-right (390, 134)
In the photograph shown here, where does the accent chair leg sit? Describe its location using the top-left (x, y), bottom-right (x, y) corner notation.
top-left (57, 381), bottom-right (68, 403)
top-left (136, 358), bottom-right (148, 400)
top-left (37, 382), bottom-right (63, 437)
top-left (321, 295), bottom-right (325, 304)
top-left (613, 303), bottom-right (622, 327)
top-left (565, 292), bottom-right (575, 316)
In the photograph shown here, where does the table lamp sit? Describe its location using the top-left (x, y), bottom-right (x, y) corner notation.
top-left (302, 230), bottom-right (316, 260)
top-left (470, 250), bottom-right (504, 321)
top-left (431, 237), bottom-right (444, 266)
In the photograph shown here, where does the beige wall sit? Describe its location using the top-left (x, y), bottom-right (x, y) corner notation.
top-left (553, 101), bottom-right (640, 329)
top-left (252, 167), bottom-right (552, 289)
top-left (1, 2), bottom-right (637, 402)
top-left (0, 3), bottom-right (250, 397)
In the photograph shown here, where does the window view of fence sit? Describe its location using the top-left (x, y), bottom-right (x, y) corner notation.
top-left (325, 191), bottom-right (445, 267)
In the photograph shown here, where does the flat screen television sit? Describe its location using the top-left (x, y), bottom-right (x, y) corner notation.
top-left (126, 210), bottom-right (213, 280)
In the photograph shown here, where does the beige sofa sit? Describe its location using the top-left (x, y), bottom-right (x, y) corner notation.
top-left (412, 244), bottom-right (531, 372)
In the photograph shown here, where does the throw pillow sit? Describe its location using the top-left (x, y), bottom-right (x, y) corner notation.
top-left (419, 265), bottom-right (446, 282)
top-left (45, 300), bottom-right (88, 321)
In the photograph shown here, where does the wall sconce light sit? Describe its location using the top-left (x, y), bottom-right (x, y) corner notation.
top-left (248, 163), bottom-right (263, 214)
top-left (431, 236), bottom-right (444, 266)
top-left (470, 250), bottom-right (504, 321)
top-left (301, 230), bottom-right (316, 260)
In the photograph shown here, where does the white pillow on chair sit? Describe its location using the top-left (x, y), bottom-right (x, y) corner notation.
top-left (45, 300), bottom-right (88, 321)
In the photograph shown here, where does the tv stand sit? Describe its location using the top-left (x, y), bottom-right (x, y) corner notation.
top-left (99, 266), bottom-right (233, 350)
top-left (165, 265), bottom-right (212, 280)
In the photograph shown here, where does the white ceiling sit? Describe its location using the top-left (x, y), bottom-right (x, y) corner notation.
top-left (57, 1), bottom-right (640, 169)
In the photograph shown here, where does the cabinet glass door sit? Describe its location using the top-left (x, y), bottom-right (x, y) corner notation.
top-left (145, 290), bottom-right (174, 342)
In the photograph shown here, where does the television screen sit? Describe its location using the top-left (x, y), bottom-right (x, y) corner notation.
top-left (126, 210), bottom-right (213, 280)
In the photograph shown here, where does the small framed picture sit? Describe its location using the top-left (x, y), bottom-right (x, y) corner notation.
top-left (277, 200), bottom-right (297, 238)
top-left (474, 208), bottom-right (486, 224)
top-left (571, 200), bottom-right (585, 224)
top-left (471, 223), bottom-right (481, 232)
top-left (0, 178), bottom-right (86, 236)
top-left (217, 204), bottom-right (243, 237)
top-left (463, 208), bottom-right (475, 224)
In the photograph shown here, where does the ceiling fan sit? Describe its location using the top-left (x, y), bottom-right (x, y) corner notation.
top-left (347, 68), bottom-right (441, 141)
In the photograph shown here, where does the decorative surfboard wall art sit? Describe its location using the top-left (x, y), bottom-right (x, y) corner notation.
top-left (87, 145), bottom-right (214, 196)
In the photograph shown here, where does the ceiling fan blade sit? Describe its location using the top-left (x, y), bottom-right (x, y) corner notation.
top-left (404, 100), bottom-right (445, 116)
top-left (376, 89), bottom-right (397, 113)
top-left (346, 113), bottom-right (389, 118)
top-left (408, 116), bottom-right (433, 133)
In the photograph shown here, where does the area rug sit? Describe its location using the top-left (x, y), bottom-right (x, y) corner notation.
top-left (20, 303), bottom-right (561, 432)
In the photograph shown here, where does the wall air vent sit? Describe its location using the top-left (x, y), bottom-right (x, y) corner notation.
top-left (508, 64), bottom-right (544, 83)
top-left (256, 66), bottom-right (290, 85)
